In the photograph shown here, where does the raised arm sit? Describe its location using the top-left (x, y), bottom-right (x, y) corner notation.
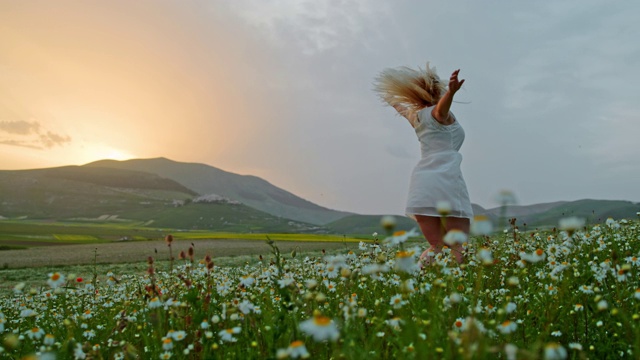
top-left (432, 69), bottom-right (465, 125)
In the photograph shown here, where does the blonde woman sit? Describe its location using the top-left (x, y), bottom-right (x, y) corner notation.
top-left (374, 64), bottom-right (473, 264)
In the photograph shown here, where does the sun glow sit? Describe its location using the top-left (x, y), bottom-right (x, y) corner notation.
top-left (102, 148), bottom-right (132, 161)
top-left (76, 144), bottom-right (135, 164)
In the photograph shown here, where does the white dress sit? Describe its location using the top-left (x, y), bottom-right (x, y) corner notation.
top-left (405, 106), bottom-right (473, 219)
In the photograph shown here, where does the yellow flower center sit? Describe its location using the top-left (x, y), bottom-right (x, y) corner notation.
top-left (313, 315), bottom-right (331, 326)
top-left (291, 340), bottom-right (304, 348)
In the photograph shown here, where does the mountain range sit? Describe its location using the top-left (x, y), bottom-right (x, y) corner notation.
top-left (1, 157), bottom-right (638, 233)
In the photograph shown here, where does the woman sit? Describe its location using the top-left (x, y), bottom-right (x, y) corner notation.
top-left (374, 63), bottom-right (473, 264)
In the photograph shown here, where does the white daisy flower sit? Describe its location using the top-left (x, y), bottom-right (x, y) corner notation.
top-left (218, 327), bottom-right (241, 342)
top-left (299, 315), bottom-right (339, 342)
top-left (497, 320), bottom-right (517, 334)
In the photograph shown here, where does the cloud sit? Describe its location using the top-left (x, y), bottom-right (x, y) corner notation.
top-left (0, 139), bottom-right (41, 149)
top-left (0, 119), bottom-right (71, 149)
top-left (0, 120), bottom-right (40, 135)
top-left (583, 106), bottom-right (640, 170)
top-left (39, 131), bottom-right (72, 148)
top-left (225, 0), bottom-right (387, 55)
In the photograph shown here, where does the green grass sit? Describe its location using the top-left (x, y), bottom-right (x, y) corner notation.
top-left (0, 245), bottom-right (26, 251)
top-left (0, 220), bottom-right (374, 247)
top-left (0, 220), bottom-right (166, 243)
top-left (53, 234), bottom-right (100, 241)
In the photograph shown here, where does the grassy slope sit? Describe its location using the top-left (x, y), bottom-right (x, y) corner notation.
top-left (0, 220), bottom-right (360, 248)
top-left (40, 166), bottom-right (198, 195)
top-left (85, 158), bottom-right (352, 225)
top-left (0, 167), bottom-right (193, 219)
top-left (116, 202), bottom-right (324, 232)
top-left (0, 166), bottom-right (324, 233)
top-left (522, 199), bottom-right (640, 227)
top-left (478, 201), bottom-right (569, 218)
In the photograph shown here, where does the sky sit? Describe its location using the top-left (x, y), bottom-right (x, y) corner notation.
top-left (1, 0), bottom-right (639, 216)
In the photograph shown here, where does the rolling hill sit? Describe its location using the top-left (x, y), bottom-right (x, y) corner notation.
top-left (471, 199), bottom-right (639, 229)
top-left (0, 166), bottom-right (323, 232)
top-left (511, 199), bottom-right (640, 227)
top-left (85, 158), bottom-right (351, 225)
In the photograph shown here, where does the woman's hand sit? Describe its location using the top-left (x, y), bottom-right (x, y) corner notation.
top-left (433, 68), bottom-right (464, 124)
top-left (448, 69), bottom-right (465, 94)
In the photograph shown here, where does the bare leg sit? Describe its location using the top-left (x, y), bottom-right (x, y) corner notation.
top-left (415, 215), bottom-right (445, 265)
top-left (443, 216), bottom-right (471, 263)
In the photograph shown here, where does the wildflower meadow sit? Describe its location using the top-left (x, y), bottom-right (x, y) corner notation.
top-left (1, 215), bottom-right (640, 359)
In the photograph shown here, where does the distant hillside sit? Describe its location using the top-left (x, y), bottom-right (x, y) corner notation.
top-left (476, 201), bottom-right (569, 219)
top-left (325, 200), bottom-right (640, 235)
top-left (518, 199), bottom-right (639, 227)
top-left (116, 202), bottom-right (323, 233)
top-left (0, 166), bottom-right (322, 233)
top-left (0, 166), bottom-right (191, 219)
top-left (477, 199), bottom-right (639, 229)
top-left (44, 166), bottom-right (198, 195)
top-left (85, 158), bottom-right (351, 225)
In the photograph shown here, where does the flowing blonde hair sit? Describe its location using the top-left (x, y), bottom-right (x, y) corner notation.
top-left (373, 63), bottom-right (445, 118)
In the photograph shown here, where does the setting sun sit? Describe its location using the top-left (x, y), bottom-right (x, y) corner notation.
top-left (98, 148), bottom-right (133, 162)
top-left (84, 145), bottom-right (134, 163)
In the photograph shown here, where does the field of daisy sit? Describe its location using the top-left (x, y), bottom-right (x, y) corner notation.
top-left (1, 215), bottom-right (639, 359)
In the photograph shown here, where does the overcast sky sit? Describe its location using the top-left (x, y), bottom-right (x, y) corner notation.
top-left (1, 0), bottom-right (639, 215)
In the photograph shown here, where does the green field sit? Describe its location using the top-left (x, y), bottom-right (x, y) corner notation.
top-left (0, 220), bottom-right (165, 243)
top-left (0, 220), bottom-right (370, 246)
